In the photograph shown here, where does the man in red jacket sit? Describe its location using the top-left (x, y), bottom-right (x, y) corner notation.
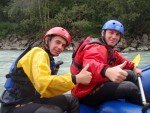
top-left (70, 20), bottom-right (145, 107)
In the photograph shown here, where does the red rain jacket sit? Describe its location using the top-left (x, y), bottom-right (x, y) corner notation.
top-left (70, 36), bottom-right (134, 98)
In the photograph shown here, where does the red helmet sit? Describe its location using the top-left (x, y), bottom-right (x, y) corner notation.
top-left (44, 27), bottom-right (71, 46)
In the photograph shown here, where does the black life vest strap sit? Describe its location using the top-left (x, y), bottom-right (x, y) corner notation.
top-left (13, 46), bottom-right (31, 72)
top-left (107, 46), bottom-right (116, 65)
top-left (72, 60), bottom-right (82, 69)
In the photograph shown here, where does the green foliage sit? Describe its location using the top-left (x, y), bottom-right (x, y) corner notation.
top-left (48, 4), bottom-right (95, 40)
top-left (71, 20), bottom-right (93, 39)
top-left (17, 18), bottom-right (41, 35)
top-left (0, 22), bottom-right (18, 36)
top-left (0, 0), bottom-right (149, 40)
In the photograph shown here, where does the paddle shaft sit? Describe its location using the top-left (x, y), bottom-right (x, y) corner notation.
top-left (132, 54), bottom-right (150, 112)
top-left (137, 74), bottom-right (147, 105)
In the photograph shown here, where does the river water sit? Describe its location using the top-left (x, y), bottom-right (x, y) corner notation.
top-left (0, 50), bottom-right (150, 95)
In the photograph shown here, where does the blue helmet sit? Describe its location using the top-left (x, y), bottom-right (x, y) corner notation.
top-left (102, 20), bottom-right (124, 35)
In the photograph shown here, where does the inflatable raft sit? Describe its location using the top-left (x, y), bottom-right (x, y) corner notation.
top-left (80, 64), bottom-right (150, 113)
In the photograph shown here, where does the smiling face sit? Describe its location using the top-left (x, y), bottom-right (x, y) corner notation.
top-left (102, 29), bottom-right (121, 47)
top-left (48, 35), bottom-right (67, 56)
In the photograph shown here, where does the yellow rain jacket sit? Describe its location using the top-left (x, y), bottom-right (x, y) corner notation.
top-left (17, 47), bottom-right (74, 98)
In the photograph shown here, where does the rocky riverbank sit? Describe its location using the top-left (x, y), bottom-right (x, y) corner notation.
top-left (0, 33), bottom-right (150, 52)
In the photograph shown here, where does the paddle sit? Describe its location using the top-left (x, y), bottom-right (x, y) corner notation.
top-left (132, 54), bottom-right (140, 67)
top-left (132, 54), bottom-right (150, 112)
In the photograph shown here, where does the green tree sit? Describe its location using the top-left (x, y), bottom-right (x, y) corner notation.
top-left (0, 0), bottom-right (150, 40)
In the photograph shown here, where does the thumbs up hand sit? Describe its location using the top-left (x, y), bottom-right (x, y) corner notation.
top-left (117, 61), bottom-right (127, 69)
top-left (105, 61), bottom-right (128, 83)
top-left (76, 64), bottom-right (92, 85)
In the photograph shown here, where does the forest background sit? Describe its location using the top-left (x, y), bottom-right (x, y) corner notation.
top-left (0, 0), bottom-right (150, 51)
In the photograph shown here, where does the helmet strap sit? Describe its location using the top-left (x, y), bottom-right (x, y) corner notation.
top-left (43, 36), bottom-right (52, 51)
top-left (101, 30), bottom-right (107, 44)
top-left (113, 35), bottom-right (122, 47)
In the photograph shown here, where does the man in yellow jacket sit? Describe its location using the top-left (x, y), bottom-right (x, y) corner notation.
top-left (0, 27), bottom-right (92, 113)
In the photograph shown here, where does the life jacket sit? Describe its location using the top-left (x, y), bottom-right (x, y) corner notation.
top-left (4, 46), bottom-right (57, 99)
top-left (70, 36), bottom-right (117, 75)
top-left (70, 36), bottom-right (102, 75)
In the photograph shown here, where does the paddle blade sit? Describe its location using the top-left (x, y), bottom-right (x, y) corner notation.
top-left (132, 54), bottom-right (141, 67)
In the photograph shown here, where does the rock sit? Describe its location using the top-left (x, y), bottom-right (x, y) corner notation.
top-left (66, 46), bottom-right (73, 51)
top-left (115, 38), bottom-right (128, 51)
top-left (121, 47), bottom-right (136, 52)
top-left (130, 39), bottom-right (138, 48)
top-left (148, 45), bottom-right (150, 50)
top-left (0, 33), bottom-right (150, 51)
top-left (32, 40), bottom-right (42, 47)
top-left (137, 45), bottom-right (149, 51)
top-left (142, 34), bottom-right (149, 44)
top-left (21, 40), bottom-right (28, 45)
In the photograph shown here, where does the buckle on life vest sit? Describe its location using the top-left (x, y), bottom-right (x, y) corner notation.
top-left (5, 73), bottom-right (12, 78)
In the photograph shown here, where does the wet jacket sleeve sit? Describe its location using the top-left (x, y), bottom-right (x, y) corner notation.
top-left (81, 44), bottom-right (109, 83)
top-left (17, 47), bottom-right (74, 98)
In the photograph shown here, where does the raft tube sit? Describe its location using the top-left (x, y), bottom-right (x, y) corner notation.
top-left (80, 64), bottom-right (150, 113)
